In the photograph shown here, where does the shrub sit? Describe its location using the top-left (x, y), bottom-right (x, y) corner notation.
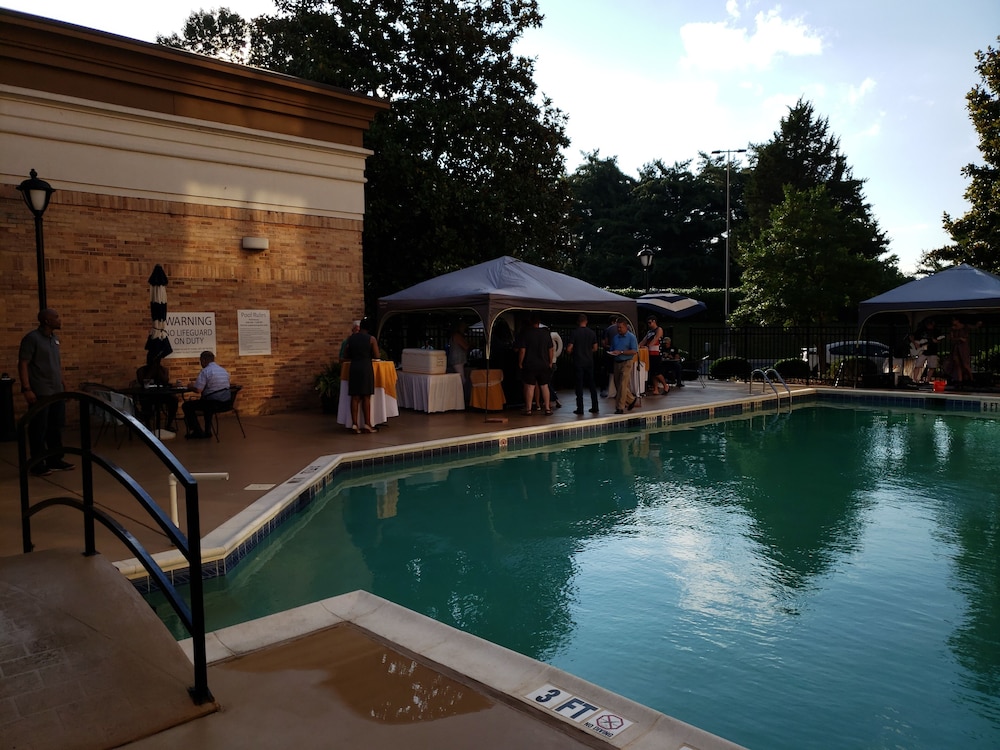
top-left (709, 356), bottom-right (752, 381)
top-left (773, 358), bottom-right (811, 380)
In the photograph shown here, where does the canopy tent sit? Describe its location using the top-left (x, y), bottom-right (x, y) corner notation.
top-left (377, 256), bottom-right (638, 357)
top-left (858, 263), bottom-right (1000, 328)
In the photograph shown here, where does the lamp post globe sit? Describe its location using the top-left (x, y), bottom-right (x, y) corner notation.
top-left (17, 169), bottom-right (55, 312)
top-left (637, 247), bottom-right (653, 293)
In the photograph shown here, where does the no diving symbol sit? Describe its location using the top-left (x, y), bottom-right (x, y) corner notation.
top-left (596, 714), bottom-right (624, 731)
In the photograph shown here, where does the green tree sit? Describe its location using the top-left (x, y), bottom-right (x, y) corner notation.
top-left (734, 185), bottom-right (892, 326)
top-left (922, 37), bottom-right (1000, 274)
top-left (564, 152), bottom-right (639, 287)
top-left (632, 157), bottom-right (731, 289)
top-left (735, 99), bottom-right (899, 324)
top-left (158, 8), bottom-right (252, 64)
top-left (162, 1), bottom-right (571, 303)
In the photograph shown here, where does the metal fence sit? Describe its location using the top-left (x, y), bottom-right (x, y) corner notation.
top-left (376, 314), bottom-right (1000, 389)
top-left (687, 323), bottom-right (1000, 386)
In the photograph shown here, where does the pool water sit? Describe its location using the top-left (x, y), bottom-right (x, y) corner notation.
top-left (150, 406), bottom-right (1000, 749)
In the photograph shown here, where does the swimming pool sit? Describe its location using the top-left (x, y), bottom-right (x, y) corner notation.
top-left (150, 405), bottom-right (1000, 749)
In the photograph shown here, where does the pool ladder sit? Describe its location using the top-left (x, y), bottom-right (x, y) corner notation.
top-left (749, 368), bottom-right (792, 409)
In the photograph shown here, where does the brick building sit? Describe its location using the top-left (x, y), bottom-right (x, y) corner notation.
top-left (1, 9), bottom-right (387, 417)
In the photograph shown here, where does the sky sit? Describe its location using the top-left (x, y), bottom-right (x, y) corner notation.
top-left (3, 0), bottom-right (997, 274)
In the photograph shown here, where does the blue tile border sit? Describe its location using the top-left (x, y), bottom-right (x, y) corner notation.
top-left (129, 388), bottom-right (998, 594)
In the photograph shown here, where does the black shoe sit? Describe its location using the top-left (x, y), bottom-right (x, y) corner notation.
top-left (573, 408), bottom-right (584, 415)
top-left (626, 398), bottom-right (637, 411)
top-left (185, 430), bottom-right (208, 440)
top-left (30, 465), bottom-right (52, 477)
top-left (49, 460), bottom-right (75, 472)
top-left (615, 408), bottom-right (624, 414)
top-left (590, 407), bottom-right (600, 413)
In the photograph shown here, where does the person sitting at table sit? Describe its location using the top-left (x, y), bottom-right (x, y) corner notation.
top-left (135, 353), bottom-right (177, 431)
top-left (345, 317), bottom-right (380, 433)
top-left (661, 336), bottom-right (685, 388)
top-left (182, 350), bottom-right (231, 439)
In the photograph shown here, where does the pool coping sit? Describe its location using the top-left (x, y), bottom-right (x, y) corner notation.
top-left (176, 589), bottom-right (747, 749)
top-left (115, 386), bottom-right (1000, 589)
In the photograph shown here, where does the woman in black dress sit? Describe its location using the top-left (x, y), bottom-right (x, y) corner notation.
top-left (345, 318), bottom-right (380, 433)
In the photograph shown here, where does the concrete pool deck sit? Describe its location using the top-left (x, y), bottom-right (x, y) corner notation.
top-left (4, 380), bottom-right (997, 749)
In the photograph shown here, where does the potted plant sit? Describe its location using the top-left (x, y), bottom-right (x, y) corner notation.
top-left (315, 361), bottom-right (341, 414)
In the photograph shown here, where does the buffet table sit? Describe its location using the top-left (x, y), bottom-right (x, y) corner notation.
top-left (337, 361), bottom-right (399, 428)
top-left (396, 371), bottom-right (465, 413)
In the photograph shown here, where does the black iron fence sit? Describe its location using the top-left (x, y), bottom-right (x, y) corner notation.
top-left (376, 313), bottom-right (1000, 390)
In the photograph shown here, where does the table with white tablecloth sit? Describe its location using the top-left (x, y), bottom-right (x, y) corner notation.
top-left (396, 371), bottom-right (466, 413)
top-left (337, 361), bottom-right (399, 428)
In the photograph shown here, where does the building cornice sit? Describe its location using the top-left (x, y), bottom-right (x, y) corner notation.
top-left (0, 8), bottom-right (389, 147)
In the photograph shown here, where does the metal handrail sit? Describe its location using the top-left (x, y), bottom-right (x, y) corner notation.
top-left (749, 368), bottom-right (792, 410)
top-left (17, 391), bottom-right (212, 705)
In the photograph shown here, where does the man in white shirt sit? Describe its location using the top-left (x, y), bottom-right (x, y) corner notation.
top-left (182, 350), bottom-right (232, 439)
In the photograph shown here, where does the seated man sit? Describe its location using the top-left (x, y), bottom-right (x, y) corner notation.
top-left (182, 350), bottom-right (232, 439)
top-left (661, 337), bottom-right (685, 387)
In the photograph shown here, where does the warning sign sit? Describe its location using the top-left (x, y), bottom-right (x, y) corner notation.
top-left (524, 683), bottom-right (634, 740)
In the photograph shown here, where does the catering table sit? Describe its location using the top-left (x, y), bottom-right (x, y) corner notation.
top-left (117, 384), bottom-right (191, 439)
top-left (607, 349), bottom-right (649, 399)
top-left (396, 371), bottom-right (465, 413)
top-left (469, 369), bottom-right (505, 411)
top-left (338, 361), bottom-right (399, 428)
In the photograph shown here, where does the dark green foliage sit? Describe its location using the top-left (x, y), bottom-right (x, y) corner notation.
top-left (709, 356), bottom-right (752, 381)
top-left (773, 358), bottom-right (811, 380)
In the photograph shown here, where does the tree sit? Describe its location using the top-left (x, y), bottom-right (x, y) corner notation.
top-left (162, 1), bottom-right (571, 304)
top-left (735, 99), bottom-right (899, 324)
top-left (734, 186), bottom-right (892, 326)
top-left (922, 37), bottom-right (1000, 274)
top-left (564, 152), bottom-right (638, 287)
top-left (158, 8), bottom-right (252, 65)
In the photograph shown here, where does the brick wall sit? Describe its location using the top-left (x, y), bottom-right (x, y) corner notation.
top-left (2, 188), bottom-right (365, 419)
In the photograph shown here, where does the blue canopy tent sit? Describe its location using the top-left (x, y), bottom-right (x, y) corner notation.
top-left (377, 256), bottom-right (638, 359)
top-left (858, 263), bottom-right (1000, 329)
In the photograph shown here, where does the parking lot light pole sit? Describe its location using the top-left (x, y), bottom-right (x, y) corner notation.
top-left (710, 148), bottom-right (746, 323)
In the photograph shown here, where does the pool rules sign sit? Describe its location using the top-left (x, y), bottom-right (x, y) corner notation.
top-left (525, 683), bottom-right (633, 740)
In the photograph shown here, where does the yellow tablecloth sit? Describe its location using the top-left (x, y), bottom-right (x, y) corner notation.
top-left (339, 361), bottom-right (397, 398)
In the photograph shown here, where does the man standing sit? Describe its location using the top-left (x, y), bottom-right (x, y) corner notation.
top-left (182, 350), bottom-right (232, 439)
top-left (608, 319), bottom-right (639, 414)
top-left (517, 314), bottom-right (554, 415)
top-left (18, 309), bottom-right (74, 476)
top-left (565, 314), bottom-right (599, 414)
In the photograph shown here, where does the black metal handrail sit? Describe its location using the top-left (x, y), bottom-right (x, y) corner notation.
top-left (17, 391), bottom-right (212, 705)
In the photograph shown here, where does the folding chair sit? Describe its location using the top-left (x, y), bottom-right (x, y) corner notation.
top-left (80, 382), bottom-right (135, 446)
top-left (207, 385), bottom-right (245, 442)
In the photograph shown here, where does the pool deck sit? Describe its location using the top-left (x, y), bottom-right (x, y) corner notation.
top-left (3, 380), bottom-right (996, 750)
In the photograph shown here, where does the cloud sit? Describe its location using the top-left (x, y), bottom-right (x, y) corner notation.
top-left (848, 77), bottom-right (877, 107)
top-left (680, 6), bottom-right (823, 72)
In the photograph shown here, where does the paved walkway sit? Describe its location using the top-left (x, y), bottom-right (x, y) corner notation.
top-left (1, 381), bottom-right (763, 750)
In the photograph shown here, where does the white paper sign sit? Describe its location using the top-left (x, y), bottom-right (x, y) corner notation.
top-left (238, 309), bottom-right (272, 356)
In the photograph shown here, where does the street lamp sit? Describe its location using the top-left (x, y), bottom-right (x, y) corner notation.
top-left (710, 148), bottom-right (746, 322)
top-left (17, 169), bottom-right (56, 312)
top-left (637, 246), bottom-right (653, 293)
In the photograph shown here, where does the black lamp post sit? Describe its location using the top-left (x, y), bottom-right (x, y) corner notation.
top-left (637, 247), bottom-right (653, 293)
top-left (710, 148), bottom-right (746, 322)
top-left (17, 169), bottom-right (56, 312)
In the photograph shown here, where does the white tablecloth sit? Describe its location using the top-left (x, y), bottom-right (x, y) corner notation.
top-left (396, 372), bottom-right (466, 413)
top-left (337, 361), bottom-right (399, 428)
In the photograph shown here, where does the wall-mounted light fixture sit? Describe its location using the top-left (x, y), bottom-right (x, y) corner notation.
top-left (241, 237), bottom-right (269, 251)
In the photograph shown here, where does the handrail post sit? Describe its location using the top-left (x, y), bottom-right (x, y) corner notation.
top-left (80, 400), bottom-right (96, 555)
top-left (184, 482), bottom-right (213, 704)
